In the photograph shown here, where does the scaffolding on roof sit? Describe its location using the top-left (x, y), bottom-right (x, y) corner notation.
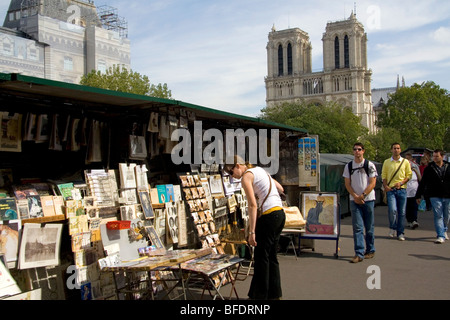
top-left (97, 5), bottom-right (128, 38)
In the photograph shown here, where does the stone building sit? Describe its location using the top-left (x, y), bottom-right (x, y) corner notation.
top-left (265, 13), bottom-right (375, 133)
top-left (0, 0), bottom-right (130, 84)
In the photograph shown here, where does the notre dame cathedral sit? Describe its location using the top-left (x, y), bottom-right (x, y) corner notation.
top-left (265, 12), bottom-right (376, 133)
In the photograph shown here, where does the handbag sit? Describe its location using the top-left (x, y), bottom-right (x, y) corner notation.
top-left (283, 206), bottom-right (306, 229)
top-left (382, 159), bottom-right (405, 204)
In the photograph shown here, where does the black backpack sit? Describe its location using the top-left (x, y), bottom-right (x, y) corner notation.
top-left (347, 159), bottom-right (369, 181)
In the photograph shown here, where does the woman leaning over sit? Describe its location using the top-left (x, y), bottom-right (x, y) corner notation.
top-left (224, 155), bottom-right (285, 300)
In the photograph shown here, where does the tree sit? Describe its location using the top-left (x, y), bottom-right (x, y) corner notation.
top-left (80, 65), bottom-right (172, 99)
top-left (377, 81), bottom-right (450, 151)
top-left (260, 101), bottom-right (368, 154)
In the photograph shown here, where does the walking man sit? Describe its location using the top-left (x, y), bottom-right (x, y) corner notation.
top-left (343, 142), bottom-right (378, 263)
top-left (415, 149), bottom-right (450, 243)
top-left (381, 143), bottom-right (412, 241)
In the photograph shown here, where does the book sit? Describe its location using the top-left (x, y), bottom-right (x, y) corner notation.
top-left (40, 195), bottom-right (56, 217)
top-left (57, 183), bottom-right (74, 200)
top-left (16, 199), bottom-right (29, 219)
top-left (12, 185), bottom-right (38, 200)
top-left (0, 198), bottom-right (18, 221)
top-left (52, 196), bottom-right (64, 216)
top-left (156, 185), bottom-right (167, 203)
top-left (27, 195), bottom-right (43, 218)
top-left (165, 184), bottom-right (175, 202)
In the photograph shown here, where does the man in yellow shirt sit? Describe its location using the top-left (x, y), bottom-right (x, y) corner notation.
top-left (381, 143), bottom-right (412, 241)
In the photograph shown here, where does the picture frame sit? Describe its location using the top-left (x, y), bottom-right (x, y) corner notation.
top-left (300, 191), bottom-right (340, 239)
top-left (18, 223), bottom-right (63, 269)
top-left (138, 190), bottom-right (154, 219)
top-left (0, 112), bottom-right (22, 152)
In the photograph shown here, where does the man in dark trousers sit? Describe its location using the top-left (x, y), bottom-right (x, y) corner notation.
top-left (415, 149), bottom-right (450, 243)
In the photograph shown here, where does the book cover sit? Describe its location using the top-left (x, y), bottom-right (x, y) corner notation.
top-left (0, 198), bottom-right (18, 221)
top-left (27, 195), bottom-right (43, 218)
top-left (52, 196), bottom-right (64, 216)
top-left (16, 199), bottom-right (29, 219)
top-left (57, 183), bottom-right (74, 200)
top-left (156, 185), bottom-right (167, 203)
top-left (165, 184), bottom-right (175, 202)
top-left (12, 185), bottom-right (38, 200)
top-left (40, 195), bottom-right (56, 217)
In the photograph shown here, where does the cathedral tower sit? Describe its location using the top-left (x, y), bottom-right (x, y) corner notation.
top-left (265, 13), bottom-right (375, 132)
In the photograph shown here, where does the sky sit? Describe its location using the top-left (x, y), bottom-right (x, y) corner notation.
top-left (1, 0), bottom-right (450, 117)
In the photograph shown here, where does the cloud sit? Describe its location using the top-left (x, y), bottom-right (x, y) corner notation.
top-left (432, 26), bottom-right (450, 44)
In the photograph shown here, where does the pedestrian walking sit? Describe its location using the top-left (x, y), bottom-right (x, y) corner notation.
top-left (415, 149), bottom-right (450, 243)
top-left (405, 152), bottom-right (421, 229)
top-left (343, 142), bottom-right (378, 263)
top-left (381, 143), bottom-right (412, 241)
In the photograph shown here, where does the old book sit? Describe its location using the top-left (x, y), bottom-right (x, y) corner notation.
top-left (12, 185), bottom-right (38, 200)
top-left (40, 195), bottom-right (56, 217)
top-left (27, 195), bottom-right (43, 218)
top-left (0, 198), bottom-right (18, 221)
top-left (52, 196), bottom-right (64, 216)
top-left (57, 183), bottom-right (74, 200)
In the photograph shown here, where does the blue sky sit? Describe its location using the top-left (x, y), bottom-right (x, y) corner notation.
top-left (2, 0), bottom-right (450, 117)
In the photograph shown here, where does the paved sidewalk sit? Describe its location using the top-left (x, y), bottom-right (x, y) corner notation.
top-left (232, 204), bottom-right (450, 300)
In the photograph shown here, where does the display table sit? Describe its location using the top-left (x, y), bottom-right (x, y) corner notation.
top-left (180, 254), bottom-right (244, 300)
top-left (100, 248), bottom-right (213, 300)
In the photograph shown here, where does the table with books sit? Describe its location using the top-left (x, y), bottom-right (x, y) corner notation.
top-left (179, 253), bottom-right (244, 300)
top-left (100, 248), bottom-right (214, 300)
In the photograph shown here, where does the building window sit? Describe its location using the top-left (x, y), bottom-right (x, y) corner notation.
top-left (287, 43), bottom-right (293, 75)
top-left (334, 36), bottom-right (340, 69)
top-left (3, 42), bottom-right (12, 56)
top-left (344, 35), bottom-right (349, 68)
top-left (64, 56), bottom-right (73, 71)
top-left (278, 45), bottom-right (283, 76)
top-left (98, 60), bottom-right (107, 73)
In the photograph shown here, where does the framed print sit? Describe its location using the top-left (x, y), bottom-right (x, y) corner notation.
top-left (300, 191), bottom-right (340, 239)
top-left (145, 225), bottom-right (164, 250)
top-left (18, 223), bottom-right (63, 269)
top-left (0, 112), bottom-right (22, 152)
top-left (209, 174), bottom-right (224, 197)
top-left (138, 190), bottom-right (154, 219)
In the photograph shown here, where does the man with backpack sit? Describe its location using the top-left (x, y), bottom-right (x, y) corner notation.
top-left (343, 142), bottom-right (378, 263)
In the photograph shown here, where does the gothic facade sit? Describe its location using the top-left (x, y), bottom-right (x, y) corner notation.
top-left (0, 0), bottom-right (130, 84)
top-left (265, 13), bottom-right (375, 133)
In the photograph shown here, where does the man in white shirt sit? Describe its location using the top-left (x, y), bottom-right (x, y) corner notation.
top-left (343, 143), bottom-right (378, 263)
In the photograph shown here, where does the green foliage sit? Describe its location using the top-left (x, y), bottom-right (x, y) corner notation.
top-left (260, 101), bottom-right (368, 154)
top-left (80, 65), bottom-right (172, 99)
top-left (377, 81), bottom-right (450, 151)
top-left (363, 128), bottom-right (403, 162)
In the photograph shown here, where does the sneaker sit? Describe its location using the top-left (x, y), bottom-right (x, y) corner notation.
top-left (435, 237), bottom-right (445, 244)
top-left (351, 256), bottom-right (363, 263)
top-left (389, 229), bottom-right (395, 238)
top-left (445, 232), bottom-right (449, 240)
top-left (398, 234), bottom-right (405, 241)
top-left (412, 221), bottom-right (419, 229)
top-left (364, 252), bottom-right (375, 259)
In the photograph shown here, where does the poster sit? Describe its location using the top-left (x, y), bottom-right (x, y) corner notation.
top-left (300, 192), bottom-right (339, 239)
